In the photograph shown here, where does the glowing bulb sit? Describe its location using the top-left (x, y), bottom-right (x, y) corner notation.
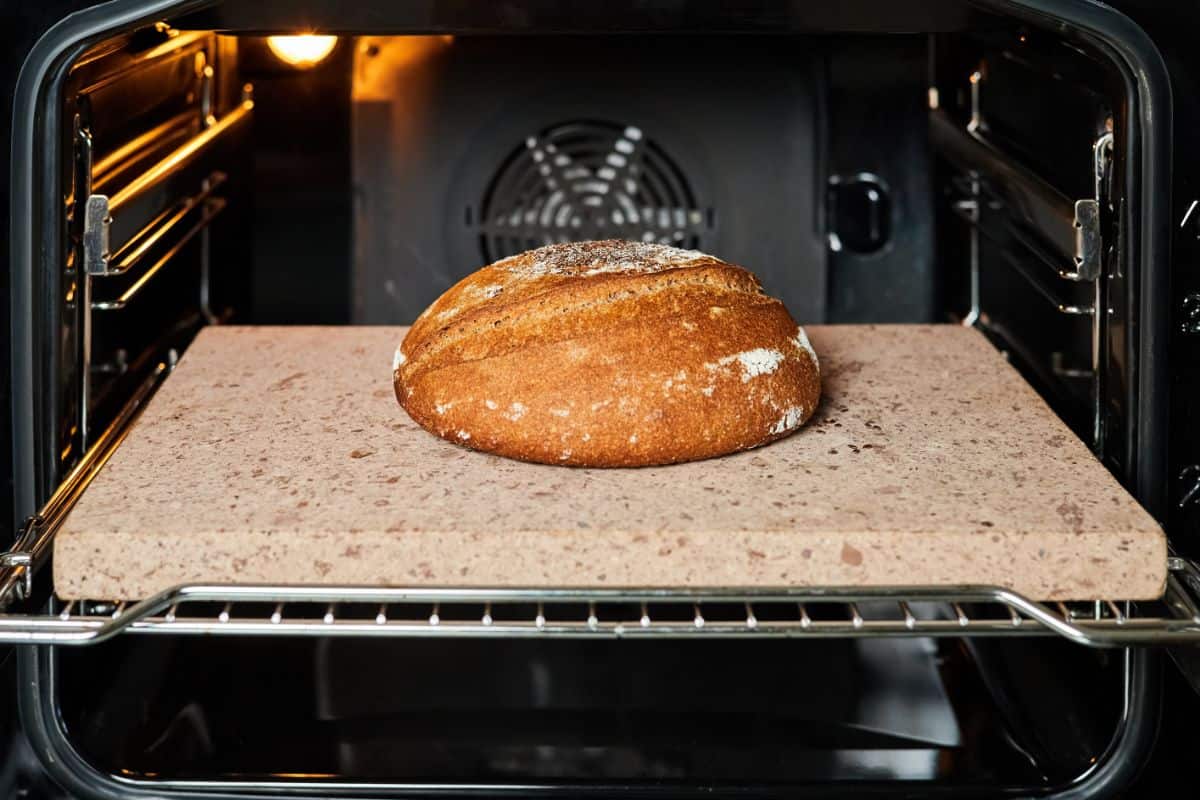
top-left (267, 35), bottom-right (338, 68)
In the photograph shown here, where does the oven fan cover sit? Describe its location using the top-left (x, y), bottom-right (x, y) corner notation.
top-left (478, 120), bottom-right (708, 263)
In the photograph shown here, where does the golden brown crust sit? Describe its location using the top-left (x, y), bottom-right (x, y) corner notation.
top-left (394, 240), bottom-right (821, 466)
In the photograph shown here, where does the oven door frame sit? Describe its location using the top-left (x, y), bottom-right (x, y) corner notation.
top-left (3, 0), bottom-right (1176, 797)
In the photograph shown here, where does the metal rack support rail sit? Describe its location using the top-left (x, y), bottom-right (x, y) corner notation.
top-left (81, 94), bottom-right (252, 278)
top-left (0, 357), bottom-right (174, 605)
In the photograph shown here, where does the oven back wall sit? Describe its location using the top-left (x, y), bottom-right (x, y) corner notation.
top-left (242, 38), bottom-right (354, 324)
top-left (350, 35), bottom-right (836, 325)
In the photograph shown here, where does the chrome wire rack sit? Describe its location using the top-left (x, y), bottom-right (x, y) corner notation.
top-left (0, 557), bottom-right (1194, 647)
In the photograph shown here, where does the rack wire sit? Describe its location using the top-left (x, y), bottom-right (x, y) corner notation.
top-left (0, 558), bottom-right (1191, 646)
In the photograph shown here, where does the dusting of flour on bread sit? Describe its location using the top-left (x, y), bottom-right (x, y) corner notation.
top-left (793, 326), bottom-right (818, 370)
top-left (769, 406), bottom-right (806, 435)
top-left (494, 240), bottom-right (720, 278)
top-left (704, 348), bottom-right (786, 382)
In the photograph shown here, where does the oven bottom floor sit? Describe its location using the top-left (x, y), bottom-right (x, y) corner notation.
top-left (11, 635), bottom-right (1157, 797)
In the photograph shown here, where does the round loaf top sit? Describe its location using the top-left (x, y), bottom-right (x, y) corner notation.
top-left (394, 240), bottom-right (821, 467)
top-left (492, 239), bottom-right (723, 277)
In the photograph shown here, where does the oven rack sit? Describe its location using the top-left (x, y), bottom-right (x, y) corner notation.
top-left (3, 349), bottom-right (1198, 648)
top-left (0, 557), bottom-right (1193, 646)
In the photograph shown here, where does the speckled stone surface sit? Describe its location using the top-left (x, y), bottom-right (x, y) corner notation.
top-left (53, 325), bottom-right (1167, 601)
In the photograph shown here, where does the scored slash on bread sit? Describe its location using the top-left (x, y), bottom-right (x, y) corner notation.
top-left (393, 240), bottom-right (821, 467)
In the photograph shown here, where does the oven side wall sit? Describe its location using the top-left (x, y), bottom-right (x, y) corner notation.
top-left (6, 0), bottom-right (216, 535)
top-left (1, 1), bottom-right (104, 540)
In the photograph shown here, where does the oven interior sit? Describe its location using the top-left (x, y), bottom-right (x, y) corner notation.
top-left (4, 0), bottom-right (1187, 796)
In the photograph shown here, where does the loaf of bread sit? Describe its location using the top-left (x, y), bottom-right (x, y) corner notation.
top-left (393, 240), bottom-right (820, 467)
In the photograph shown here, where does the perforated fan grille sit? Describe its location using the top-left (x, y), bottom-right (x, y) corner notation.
top-left (478, 120), bottom-right (709, 262)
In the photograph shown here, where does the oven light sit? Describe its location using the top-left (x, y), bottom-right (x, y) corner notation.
top-left (267, 35), bottom-right (338, 68)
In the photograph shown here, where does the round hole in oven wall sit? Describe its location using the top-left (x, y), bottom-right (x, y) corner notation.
top-left (477, 119), bottom-right (709, 262)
